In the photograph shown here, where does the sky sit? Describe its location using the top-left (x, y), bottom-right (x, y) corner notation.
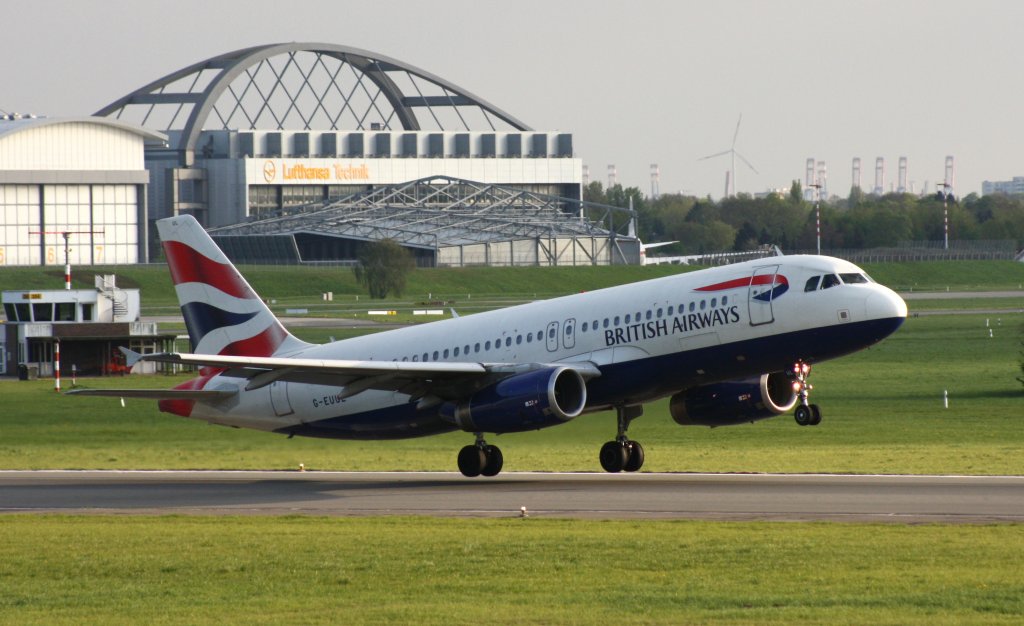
top-left (4, 0), bottom-right (1023, 199)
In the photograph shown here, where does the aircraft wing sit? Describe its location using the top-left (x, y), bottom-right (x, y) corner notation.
top-left (122, 350), bottom-right (601, 400)
top-left (65, 388), bottom-right (237, 401)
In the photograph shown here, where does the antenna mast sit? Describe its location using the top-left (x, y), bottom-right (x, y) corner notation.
top-left (29, 230), bottom-right (104, 290)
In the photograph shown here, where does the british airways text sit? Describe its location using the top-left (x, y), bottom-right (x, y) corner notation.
top-left (604, 305), bottom-right (741, 346)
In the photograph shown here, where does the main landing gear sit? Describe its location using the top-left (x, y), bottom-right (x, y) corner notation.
top-left (790, 361), bottom-right (822, 427)
top-left (599, 405), bottom-right (645, 473)
top-left (457, 433), bottom-right (504, 477)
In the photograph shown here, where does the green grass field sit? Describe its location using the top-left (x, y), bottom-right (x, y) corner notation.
top-left (2, 313), bottom-right (1021, 474)
top-left (3, 263), bottom-right (1023, 625)
top-left (0, 516), bottom-right (1021, 625)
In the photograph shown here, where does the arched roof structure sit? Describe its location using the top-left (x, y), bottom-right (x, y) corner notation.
top-left (96, 43), bottom-right (532, 166)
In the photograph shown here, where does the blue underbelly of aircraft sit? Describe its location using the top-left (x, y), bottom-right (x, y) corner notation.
top-left (277, 316), bottom-right (904, 440)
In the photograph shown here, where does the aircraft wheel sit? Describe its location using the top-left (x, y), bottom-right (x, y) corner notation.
top-left (458, 445), bottom-right (485, 477)
top-left (794, 405), bottom-right (813, 427)
top-left (809, 404), bottom-right (822, 426)
top-left (623, 440), bottom-right (645, 472)
top-left (481, 445), bottom-right (504, 477)
top-left (599, 441), bottom-right (628, 473)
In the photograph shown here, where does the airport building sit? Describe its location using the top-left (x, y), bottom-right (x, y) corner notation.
top-left (0, 115), bottom-right (166, 267)
top-left (2, 43), bottom-right (637, 270)
top-left (95, 43), bottom-right (636, 266)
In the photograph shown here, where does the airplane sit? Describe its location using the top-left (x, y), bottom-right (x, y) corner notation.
top-left (69, 214), bottom-right (907, 477)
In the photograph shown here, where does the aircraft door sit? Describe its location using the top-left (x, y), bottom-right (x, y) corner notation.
top-left (562, 318), bottom-right (576, 349)
top-left (270, 381), bottom-right (294, 416)
top-left (748, 265), bottom-right (779, 326)
top-left (545, 321), bottom-right (559, 352)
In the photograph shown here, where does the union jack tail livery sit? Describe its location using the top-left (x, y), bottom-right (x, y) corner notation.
top-left (158, 216), bottom-right (310, 358)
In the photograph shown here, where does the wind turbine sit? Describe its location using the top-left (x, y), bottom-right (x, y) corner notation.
top-left (699, 114), bottom-right (758, 197)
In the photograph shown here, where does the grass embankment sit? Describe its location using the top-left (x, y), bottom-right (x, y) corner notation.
top-left (2, 260), bottom-right (1022, 315)
top-left (3, 314), bottom-right (1021, 474)
top-left (0, 516), bottom-right (1021, 625)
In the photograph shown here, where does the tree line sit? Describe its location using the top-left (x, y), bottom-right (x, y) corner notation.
top-left (585, 182), bottom-right (1024, 255)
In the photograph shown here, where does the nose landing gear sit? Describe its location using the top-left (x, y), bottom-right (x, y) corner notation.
top-left (790, 362), bottom-right (822, 426)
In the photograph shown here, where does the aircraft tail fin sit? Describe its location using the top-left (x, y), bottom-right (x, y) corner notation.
top-left (156, 215), bottom-right (310, 357)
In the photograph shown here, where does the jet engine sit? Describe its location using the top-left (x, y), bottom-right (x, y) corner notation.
top-left (670, 372), bottom-right (798, 427)
top-left (441, 367), bottom-right (587, 434)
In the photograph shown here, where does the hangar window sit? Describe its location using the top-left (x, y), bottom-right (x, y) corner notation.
top-left (805, 276), bottom-right (820, 292)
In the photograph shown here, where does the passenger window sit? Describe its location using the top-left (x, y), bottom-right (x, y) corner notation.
top-left (699, 300), bottom-right (706, 310)
top-left (805, 276), bottom-right (821, 292)
top-left (710, 298), bottom-right (717, 308)
top-left (412, 355), bottom-right (419, 362)
top-left (443, 349), bottom-right (450, 358)
top-left (485, 341), bottom-right (491, 350)
top-left (505, 337), bottom-right (512, 347)
top-left (464, 345), bottom-right (470, 354)
top-left (625, 313), bottom-right (632, 324)
top-left (433, 351), bottom-right (440, 360)
top-left (614, 316), bottom-right (620, 326)
top-left (667, 306), bottom-right (674, 315)
top-left (526, 333), bottom-right (533, 343)
top-left (549, 327), bottom-right (556, 338)
top-left (565, 324), bottom-right (572, 335)
top-left (592, 319), bottom-right (598, 329)
top-left (582, 322), bottom-right (588, 332)
top-left (646, 310), bottom-right (653, 320)
top-left (821, 274), bottom-right (841, 289)
top-left (689, 302), bottom-right (695, 312)
top-left (657, 308), bottom-right (663, 318)
top-left (474, 343), bottom-right (480, 353)
top-left (402, 356), bottom-right (408, 362)
top-left (422, 353), bottom-right (428, 361)
top-left (516, 335), bottom-right (522, 345)
top-left (603, 319), bottom-right (609, 328)
top-left (722, 296), bottom-right (728, 305)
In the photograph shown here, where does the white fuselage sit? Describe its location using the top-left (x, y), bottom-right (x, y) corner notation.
top-left (189, 255), bottom-right (906, 437)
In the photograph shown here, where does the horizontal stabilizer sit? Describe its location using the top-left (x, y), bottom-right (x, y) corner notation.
top-left (64, 388), bottom-right (237, 401)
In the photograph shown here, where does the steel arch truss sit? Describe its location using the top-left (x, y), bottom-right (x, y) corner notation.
top-left (95, 43), bottom-right (531, 166)
top-left (208, 176), bottom-right (635, 253)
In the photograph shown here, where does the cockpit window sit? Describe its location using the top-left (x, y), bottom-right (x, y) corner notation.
top-left (840, 272), bottom-right (869, 284)
top-left (804, 276), bottom-right (821, 292)
top-left (821, 274), bottom-right (841, 289)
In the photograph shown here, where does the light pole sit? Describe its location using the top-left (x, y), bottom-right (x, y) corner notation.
top-left (809, 183), bottom-right (822, 255)
top-left (938, 182), bottom-right (952, 250)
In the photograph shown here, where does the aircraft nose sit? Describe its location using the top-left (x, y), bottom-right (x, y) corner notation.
top-left (866, 287), bottom-right (908, 321)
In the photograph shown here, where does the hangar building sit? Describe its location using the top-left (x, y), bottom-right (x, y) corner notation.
top-left (0, 115), bottom-right (165, 267)
top-left (95, 43), bottom-right (638, 265)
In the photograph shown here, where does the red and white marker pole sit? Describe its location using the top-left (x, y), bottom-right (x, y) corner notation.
top-left (54, 340), bottom-right (61, 392)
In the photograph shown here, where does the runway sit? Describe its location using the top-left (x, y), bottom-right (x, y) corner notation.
top-left (2, 471), bottom-right (1022, 523)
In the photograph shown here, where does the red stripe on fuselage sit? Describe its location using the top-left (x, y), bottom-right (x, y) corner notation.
top-left (696, 274), bottom-right (788, 292)
top-left (163, 240), bottom-right (252, 300)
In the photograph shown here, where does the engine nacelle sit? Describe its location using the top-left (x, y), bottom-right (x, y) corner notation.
top-left (441, 367), bottom-right (587, 434)
top-left (670, 372), bottom-right (798, 427)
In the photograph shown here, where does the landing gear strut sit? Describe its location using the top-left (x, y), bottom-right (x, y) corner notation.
top-left (791, 362), bottom-right (822, 426)
top-left (458, 433), bottom-right (503, 477)
top-left (600, 405), bottom-right (645, 473)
